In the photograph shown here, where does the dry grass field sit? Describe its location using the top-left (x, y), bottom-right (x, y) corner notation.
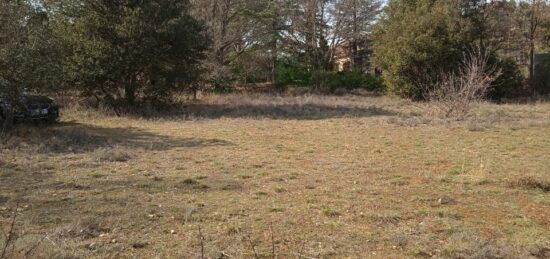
top-left (1, 94), bottom-right (549, 258)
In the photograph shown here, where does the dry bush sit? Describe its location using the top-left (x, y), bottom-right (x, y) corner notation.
top-left (0, 205), bottom-right (53, 259)
top-left (426, 49), bottom-right (502, 120)
top-left (0, 125), bottom-right (96, 153)
top-left (94, 148), bottom-right (133, 162)
top-left (443, 231), bottom-right (519, 259)
top-left (509, 176), bottom-right (550, 192)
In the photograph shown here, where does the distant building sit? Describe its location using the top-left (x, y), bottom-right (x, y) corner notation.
top-left (332, 38), bottom-right (375, 73)
top-left (334, 44), bottom-right (351, 72)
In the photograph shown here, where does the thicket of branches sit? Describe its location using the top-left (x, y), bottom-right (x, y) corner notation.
top-left (425, 49), bottom-right (502, 119)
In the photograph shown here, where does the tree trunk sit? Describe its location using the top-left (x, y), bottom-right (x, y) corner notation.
top-left (271, 0), bottom-right (280, 90)
top-left (192, 83), bottom-right (199, 100)
top-left (528, 0), bottom-right (539, 92)
top-left (125, 76), bottom-right (137, 105)
top-left (1, 108), bottom-right (14, 134)
top-left (529, 41), bottom-right (535, 89)
top-left (351, 6), bottom-right (358, 71)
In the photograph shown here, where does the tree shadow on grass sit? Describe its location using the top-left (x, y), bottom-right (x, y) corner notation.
top-left (176, 103), bottom-right (397, 120)
top-left (1, 121), bottom-right (233, 154)
top-left (117, 101), bottom-right (398, 120)
top-left (0, 121), bottom-right (235, 209)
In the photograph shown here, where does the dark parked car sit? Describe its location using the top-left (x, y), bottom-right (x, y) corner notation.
top-left (0, 91), bottom-right (59, 123)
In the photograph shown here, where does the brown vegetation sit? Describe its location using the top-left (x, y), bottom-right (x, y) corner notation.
top-left (425, 50), bottom-right (502, 120)
top-left (1, 94), bottom-right (549, 258)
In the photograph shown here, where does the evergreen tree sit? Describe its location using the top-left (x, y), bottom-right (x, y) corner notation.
top-left (53, 0), bottom-right (207, 105)
top-left (0, 0), bottom-right (62, 98)
top-left (373, 0), bottom-right (476, 99)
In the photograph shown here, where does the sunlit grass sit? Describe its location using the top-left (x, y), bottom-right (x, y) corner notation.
top-left (1, 94), bottom-right (549, 258)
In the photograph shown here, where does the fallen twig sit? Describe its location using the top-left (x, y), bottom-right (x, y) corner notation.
top-left (1, 203), bottom-right (19, 259)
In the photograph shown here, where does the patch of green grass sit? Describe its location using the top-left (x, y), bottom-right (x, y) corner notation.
top-left (436, 209), bottom-right (462, 220)
top-left (321, 206), bottom-right (340, 217)
top-left (448, 167), bottom-right (463, 175)
top-left (273, 186), bottom-right (287, 193)
top-left (90, 173), bottom-right (106, 178)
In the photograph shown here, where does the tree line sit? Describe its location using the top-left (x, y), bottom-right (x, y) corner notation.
top-left (1, 0), bottom-right (550, 107)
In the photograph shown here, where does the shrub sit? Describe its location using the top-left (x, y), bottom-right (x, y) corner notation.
top-left (330, 71), bottom-right (365, 90)
top-left (328, 71), bottom-right (385, 92)
top-left (426, 49), bottom-right (501, 119)
top-left (310, 70), bottom-right (334, 89)
top-left (276, 64), bottom-right (312, 87)
top-left (510, 176), bottom-right (550, 192)
top-left (277, 62), bottom-right (386, 93)
top-left (488, 57), bottom-right (526, 101)
top-left (212, 77), bottom-right (235, 94)
top-left (373, 0), bottom-right (475, 99)
top-left (95, 148), bottom-right (133, 162)
top-left (534, 56), bottom-right (550, 95)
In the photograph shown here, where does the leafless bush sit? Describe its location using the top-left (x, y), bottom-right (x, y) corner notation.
top-left (509, 176), bottom-right (550, 192)
top-left (94, 148), bottom-right (133, 162)
top-left (0, 204), bottom-right (49, 259)
top-left (0, 204), bottom-right (18, 259)
top-left (425, 49), bottom-right (502, 120)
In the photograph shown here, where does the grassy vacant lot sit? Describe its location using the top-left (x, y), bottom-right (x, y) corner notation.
top-left (1, 94), bottom-right (549, 258)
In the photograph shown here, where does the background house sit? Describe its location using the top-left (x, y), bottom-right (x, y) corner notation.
top-left (333, 38), bottom-right (375, 73)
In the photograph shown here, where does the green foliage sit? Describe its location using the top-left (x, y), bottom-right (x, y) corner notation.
top-left (54, 0), bottom-right (207, 105)
top-left (373, 0), bottom-right (476, 99)
top-left (311, 70), bottom-right (385, 92)
top-left (534, 56), bottom-right (550, 95)
top-left (488, 57), bottom-right (526, 100)
top-left (276, 63), bottom-right (312, 87)
top-left (329, 71), bottom-right (385, 92)
top-left (212, 77), bottom-right (235, 94)
top-left (277, 65), bottom-right (385, 92)
top-left (310, 70), bottom-right (333, 89)
top-left (0, 1), bottom-right (63, 98)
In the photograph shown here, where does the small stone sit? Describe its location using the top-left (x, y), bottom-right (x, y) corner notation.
top-left (85, 243), bottom-right (96, 250)
top-left (170, 229), bottom-right (176, 235)
top-left (111, 239), bottom-right (117, 243)
top-left (99, 234), bottom-right (107, 238)
top-left (438, 196), bottom-right (455, 205)
top-left (148, 214), bottom-right (155, 218)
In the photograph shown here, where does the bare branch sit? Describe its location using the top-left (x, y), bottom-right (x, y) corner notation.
top-left (424, 48), bottom-right (502, 119)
